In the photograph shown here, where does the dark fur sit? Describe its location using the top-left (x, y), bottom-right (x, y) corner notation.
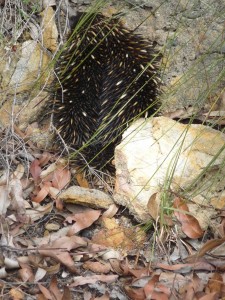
top-left (53, 13), bottom-right (160, 172)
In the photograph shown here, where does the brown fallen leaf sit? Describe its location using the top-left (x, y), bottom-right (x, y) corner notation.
top-left (155, 262), bottom-right (215, 273)
top-left (13, 163), bottom-right (25, 180)
top-left (128, 267), bottom-right (152, 278)
top-left (173, 197), bottom-right (203, 238)
top-left (10, 178), bottom-right (28, 223)
top-left (83, 261), bottom-right (111, 274)
top-left (40, 248), bottom-right (78, 274)
top-left (62, 286), bottom-right (72, 300)
top-left (94, 294), bottom-right (110, 300)
top-left (55, 197), bottom-right (64, 210)
top-left (49, 277), bottom-right (63, 300)
top-left (65, 209), bottom-right (101, 236)
top-left (187, 237), bottom-right (225, 261)
top-left (75, 172), bottom-right (90, 188)
top-left (119, 259), bottom-right (151, 277)
top-left (38, 236), bottom-right (87, 273)
top-left (18, 264), bottom-right (35, 282)
top-left (38, 152), bottom-right (53, 167)
top-left (147, 193), bottom-right (160, 220)
top-left (179, 273), bottom-right (203, 299)
top-left (70, 274), bottom-right (118, 287)
top-left (143, 274), bottom-right (159, 292)
top-left (205, 273), bottom-right (223, 296)
top-left (52, 167), bottom-right (71, 190)
top-left (9, 288), bottom-right (24, 300)
top-left (198, 292), bottom-right (220, 300)
top-left (30, 159), bottom-right (42, 181)
top-left (124, 286), bottom-right (146, 300)
top-left (110, 259), bottom-right (125, 275)
top-left (26, 202), bottom-right (53, 222)
top-left (32, 181), bottom-right (52, 203)
top-left (146, 290), bottom-right (169, 300)
top-left (159, 272), bottom-right (187, 293)
top-left (38, 284), bottom-right (52, 300)
top-left (40, 162), bottom-right (57, 180)
top-left (102, 204), bottom-right (118, 218)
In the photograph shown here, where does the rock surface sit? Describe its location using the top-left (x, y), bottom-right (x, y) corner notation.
top-left (114, 117), bottom-right (225, 221)
top-left (59, 186), bottom-right (114, 209)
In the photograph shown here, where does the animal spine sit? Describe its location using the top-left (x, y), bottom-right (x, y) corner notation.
top-left (53, 13), bottom-right (160, 171)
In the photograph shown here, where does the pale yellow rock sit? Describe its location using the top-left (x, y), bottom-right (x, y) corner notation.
top-left (9, 40), bottom-right (51, 93)
top-left (115, 117), bottom-right (225, 222)
top-left (40, 7), bottom-right (58, 52)
top-left (45, 223), bottom-right (61, 231)
top-left (59, 186), bottom-right (114, 209)
top-left (0, 45), bottom-right (20, 105)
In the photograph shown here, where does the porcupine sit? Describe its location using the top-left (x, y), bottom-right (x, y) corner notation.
top-left (53, 12), bottom-right (160, 173)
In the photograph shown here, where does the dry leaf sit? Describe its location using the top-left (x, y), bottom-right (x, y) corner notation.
top-left (70, 274), bottom-right (118, 287)
top-left (127, 267), bottom-right (152, 278)
top-left (62, 286), bottom-right (72, 300)
top-left (48, 187), bottom-right (60, 199)
top-left (18, 264), bottom-right (35, 282)
top-left (26, 202), bottom-right (53, 222)
top-left (0, 185), bottom-right (10, 215)
top-left (32, 181), bottom-right (52, 203)
top-left (66, 209), bottom-right (101, 236)
top-left (4, 257), bottom-right (19, 269)
top-left (94, 295), bottom-right (110, 300)
top-left (147, 193), bottom-right (160, 220)
top-left (109, 259), bottom-right (124, 275)
top-left (102, 204), bottom-right (118, 218)
top-left (39, 152), bottom-right (53, 167)
top-left (83, 261), bottom-right (111, 274)
top-left (124, 286), bottom-right (146, 300)
top-left (179, 273), bottom-right (203, 299)
top-left (0, 170), bottom-right (7, 186)
top-left (188, 237), bottom-right (225, 261)
top-left (52, 167), bottom-right (71, 190)
top-left (13, 164), bottom-right (25, 180)
top-left (206, 273), bottom-right (223, 295)
top-left (173, 197), bottom-right (203, 238)
top-left (34, 268), bottom-right (47, 282)
top-left (75, 172), bottom-right (90, 188)
top-left (40, 162), bottom-right (56, 179)
top-left (49, 277), bottom-right (63, 300)
top-left (39, 236), bottom-right (87, 273)
top-left (9, 288), bottom-right (24, 300)
top-left (0, 267), bottom-right (7, 278)
top-left (38, 284), bottom-right (52, 300)
top-left (40, 248), bottom-right (78, 274)
top-left (10, 178), bottom-right (28, 223)
top-left (30, 159), bottom-right (42, 181)
top-left (155, 262), bottom-right (214, 273)
top-left (143, 275), bottom-right (169, 300)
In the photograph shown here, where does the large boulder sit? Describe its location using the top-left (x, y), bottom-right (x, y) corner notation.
top-left (114, 117), bottom-right (225, 222)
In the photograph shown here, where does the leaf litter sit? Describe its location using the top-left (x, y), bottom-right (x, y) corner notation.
top-left (0, 83), bottom-right (222, 298)
top-left (1, 144), bottom-right (225, 300)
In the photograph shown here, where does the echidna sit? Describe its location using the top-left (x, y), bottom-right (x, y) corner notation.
top-left (52, 12), bottom-right (160, 172)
